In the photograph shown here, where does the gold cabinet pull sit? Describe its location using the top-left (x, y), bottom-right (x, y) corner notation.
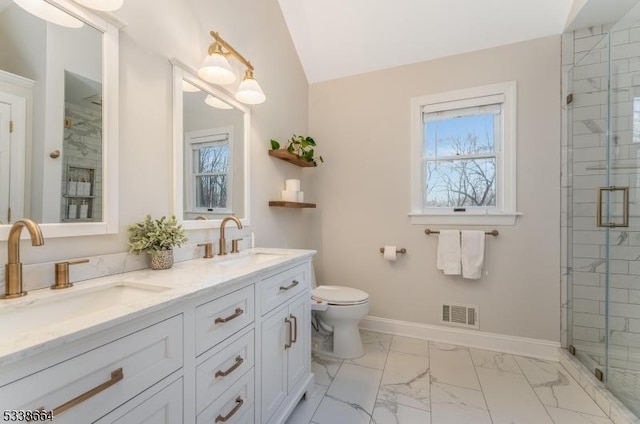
top-left (284, 318), bottom-right (292, 349)
top-left (279, 280), bottom-right (299, 291)
top-left (215, 356), bottom-right (244, 378)
top-left (40, 367), bottom-right (123, 416)
top-left (215, 307), bottom-right (243, 324)
top-left (215, 396), bottom-right (244, 423)
top-left (597, 186), bottom-right (629, 228)
top-left (290, 314), bottom-right (298, 343)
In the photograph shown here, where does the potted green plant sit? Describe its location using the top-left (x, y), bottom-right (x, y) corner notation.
top-left (128, 215), bottom-right (187, 270)
top-left (271, 134), bottom-right (324, 164)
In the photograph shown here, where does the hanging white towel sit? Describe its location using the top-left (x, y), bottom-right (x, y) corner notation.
top-left (462, 231), bottom-right (485, 279)
top-left (437, 230), bottom-right (461, 275)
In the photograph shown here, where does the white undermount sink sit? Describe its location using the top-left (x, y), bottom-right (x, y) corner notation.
top-left (216, 251), bottom-right (285, 267)
top-left (1, 281), bottom-right (171, 338)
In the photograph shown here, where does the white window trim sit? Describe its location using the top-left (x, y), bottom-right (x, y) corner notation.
top-left (409, 81), bottom-right (520, 226)
top-left (184, 126), bottom-right (233, 215)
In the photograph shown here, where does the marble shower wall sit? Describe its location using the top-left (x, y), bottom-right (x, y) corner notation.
top-left (62, 102), bottom-right (103, 222)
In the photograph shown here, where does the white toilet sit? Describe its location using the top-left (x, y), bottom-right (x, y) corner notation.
top-left (311, 285), bottom-right (369, 359)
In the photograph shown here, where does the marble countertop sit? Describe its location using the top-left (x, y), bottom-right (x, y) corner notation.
top-left (0, 248), bottom-right (315, 366)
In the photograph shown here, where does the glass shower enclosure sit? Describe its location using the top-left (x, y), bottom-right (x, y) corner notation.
top-left (566, 3), bottom-right (640, 416)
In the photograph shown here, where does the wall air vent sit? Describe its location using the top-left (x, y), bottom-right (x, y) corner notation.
top-left (442, 303), bottom-right (479, 329)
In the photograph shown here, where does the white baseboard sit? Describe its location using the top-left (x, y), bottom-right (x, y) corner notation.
top-left (360, 316), bottom-right (561, 361)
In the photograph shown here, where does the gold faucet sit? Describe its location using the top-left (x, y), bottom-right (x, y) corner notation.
top-left (219, 216), bottom-right (242, 256)
top-left (197, 242), bottom-right (214, 258)
top-left (52, 259), bottom-right (89, 290)
top-left (3, 219), bottom-right (44, 299)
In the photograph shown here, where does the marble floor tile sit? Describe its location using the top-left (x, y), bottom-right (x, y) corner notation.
top-left (476, 366), bottom-right (554, 424)
top-left (378, 351), bottom-right (431, 411)
top-left (312, 396), bottom-right (372, 424)
top-left (371, 398), bottom-right (431, 424)
top-left (429, 342), bottom-right (481, 390)
top-left (470, 348), bottom-right (522, 374)
top-left (430, 381), bottom-right (492, 424)
top-left (347, 331), bottom-right (392, 370)
top-left (546, 406), bottom-right (615, 424)
top-left (515, 356), bottom-right (606, 417)
top-left (312, 353), bottom-right (343, 386)
top-left (290, 330), bottom-right (624, 424)
top-left (320, 363), bottom-right (382, 414)
top-left (389, 336), bottom-right (429, 357)
top-left (285, 384), bottom-right (328, 424)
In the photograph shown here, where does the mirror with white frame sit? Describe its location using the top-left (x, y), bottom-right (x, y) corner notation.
top-left (0, 0), bottom-right (118, 239)
top-left (172, 61), bottom-right (250, 229)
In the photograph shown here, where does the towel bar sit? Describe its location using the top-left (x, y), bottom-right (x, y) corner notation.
top-left (379, 247), bottom-right (407, 254)
top-left (424, 229), bottom-right (499, 237)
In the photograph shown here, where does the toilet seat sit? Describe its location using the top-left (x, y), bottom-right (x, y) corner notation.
top-left (312, 285), bottom-right (369, 306)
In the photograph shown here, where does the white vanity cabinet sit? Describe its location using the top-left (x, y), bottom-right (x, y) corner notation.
top-left (193, 285), bottom-right (256, 423)
top-left (0, 314), bottom-right (184, 424)
top-left (94, 377), bottom-right (184, 424)
top-left (258, 263), bottom-right (312, 424)
top-left (0, 252), bottom-right (314, 424)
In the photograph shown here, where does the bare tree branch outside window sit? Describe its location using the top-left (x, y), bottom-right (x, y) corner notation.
top-left (195, 143), bottom-right (229, 209)
top-left (424, 113), bottom-right (497, 208)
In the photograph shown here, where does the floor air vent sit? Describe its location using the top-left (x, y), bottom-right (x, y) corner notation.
top-left (442, 303), bottom-right (479, 329)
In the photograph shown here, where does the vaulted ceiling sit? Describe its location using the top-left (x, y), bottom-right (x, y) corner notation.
top-left (277, 0), bottom-right (575, 83)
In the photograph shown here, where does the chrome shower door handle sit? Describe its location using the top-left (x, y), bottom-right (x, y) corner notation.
top-left (597, 186), bottom-right (629, 228)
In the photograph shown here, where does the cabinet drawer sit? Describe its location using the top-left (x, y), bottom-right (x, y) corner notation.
top-left (197, 369), bottom-right (254, 424)
top-left (195, 285), bottom-right (255, 356)
top-left (94, 377), bottom-right (183, 424)
top-left (0, 315), bottom-right (183, 424)
top-left (234, 407), bottom-right (255, 424)
top-left (259, 264), bottom-right (309, 315)
top-left (196, 329), bottom-right (255, 414)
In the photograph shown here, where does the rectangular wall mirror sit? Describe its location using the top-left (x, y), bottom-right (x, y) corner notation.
top-left (172, 61), bottom-right (250, 229)
top-left (0, 0), bottom-right (118, 239)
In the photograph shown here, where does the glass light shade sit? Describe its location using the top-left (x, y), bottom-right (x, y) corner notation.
top-left (182, 80), bottom-right (200, 92)
top-left (198, 53), bottom-right (236, 85)
top-left (204, 94), bottom-right (233, 110)
top-left (72, 0), bottom-right (124, 11)
top-left (235, 77), bottom-right (266, 105)
top-left (14, 0), bottom-right (84, 28)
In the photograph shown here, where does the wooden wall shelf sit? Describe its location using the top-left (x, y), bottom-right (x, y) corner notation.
top-left (269, 201), bottom-right (317, 208)
top-left (268, 149), bottom-right (317, 167)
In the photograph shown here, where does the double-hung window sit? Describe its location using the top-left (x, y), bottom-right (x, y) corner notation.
top-left (185, 126), bottom-right (233, 214)
top-left (410, 81), bottom-right (518, 225)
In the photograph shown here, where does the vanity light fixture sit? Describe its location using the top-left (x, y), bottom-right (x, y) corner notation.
top-left (236, 68), bottom-right (266, 105)
top-left (14, 0), bottom-right (84, 28)
top-left (204, 94), bottom-right (233, 110)
top-left (182, 80), bottom-right (200, 93)
top-left (71, 0), bottom-right (124, 11)
top-left (14, 0), bottom-right (126, 28)
top-left (198, 31), bottom-right (266, 105)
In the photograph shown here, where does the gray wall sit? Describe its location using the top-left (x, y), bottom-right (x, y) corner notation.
top-left (0, 0), bottom-right (311, 263)
top-left (308, 36), bottom-right (562, 341)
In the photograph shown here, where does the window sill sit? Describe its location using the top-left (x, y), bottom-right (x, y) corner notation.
top-left (408, 212), bottom-right (522, 226)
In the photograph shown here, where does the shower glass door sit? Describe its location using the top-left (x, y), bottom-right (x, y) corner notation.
top-left (568, 4), bottom-right (640, 416)
top-left (606, 8), bottom-right (640, 412)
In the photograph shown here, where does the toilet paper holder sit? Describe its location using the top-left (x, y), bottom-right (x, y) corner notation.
top-left (379, 247), bottom-right (407, 254)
